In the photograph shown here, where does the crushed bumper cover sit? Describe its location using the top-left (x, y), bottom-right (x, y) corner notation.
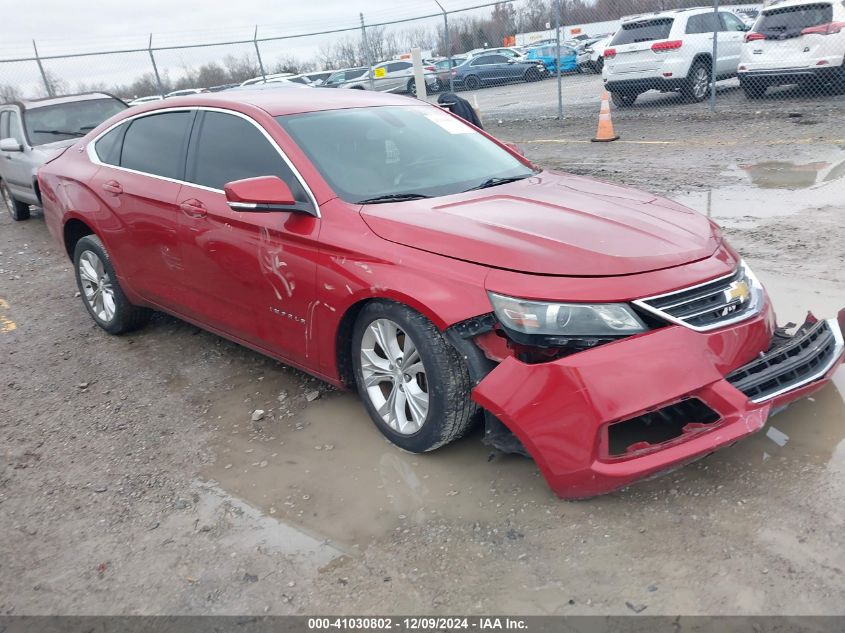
top-left (472, 310), bottom-right (845, 499)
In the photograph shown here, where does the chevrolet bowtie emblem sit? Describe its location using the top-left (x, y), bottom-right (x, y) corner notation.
top-left (725, 280), bottom-right (751, 304)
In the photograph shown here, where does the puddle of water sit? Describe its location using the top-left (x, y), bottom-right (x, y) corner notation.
top-left (673, 147), bottom-right (845, 225)
top-left (204, 388), bottom-right (553, 549)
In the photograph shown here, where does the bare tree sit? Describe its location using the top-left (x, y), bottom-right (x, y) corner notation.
top-left (0, 83), bottom-right (22, 103)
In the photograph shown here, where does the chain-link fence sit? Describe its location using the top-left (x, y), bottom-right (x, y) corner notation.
top-left (0, 0), bottom-right (843, 123)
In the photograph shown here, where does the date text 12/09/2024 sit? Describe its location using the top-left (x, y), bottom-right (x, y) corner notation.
top-left (307, 617), bottom-right (528, 630)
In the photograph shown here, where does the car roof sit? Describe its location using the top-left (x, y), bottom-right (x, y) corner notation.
top-left (133, 87), bottom-right (420, 117)
top-left (621, 6), bottom-right (712, 22)
top-left (18, 92), bottom-right (123, 110)
top-left (762, 0), bottom-right (833, 11)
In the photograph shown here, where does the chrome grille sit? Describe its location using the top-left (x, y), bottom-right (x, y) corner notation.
top-left (634, 263), bottom-right (762, 332)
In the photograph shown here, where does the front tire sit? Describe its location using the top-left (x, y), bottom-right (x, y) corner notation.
top-left (683, 61), bottom-right (711, 103)
top-left (1, 180), bottom-right (30, 221)
top-left (73, 235), bottom-right (149, 334)
top-left (352, 301), bottom-right (477, 453)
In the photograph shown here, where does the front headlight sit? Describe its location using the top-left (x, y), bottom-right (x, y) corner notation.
top-left (488, 292), bottom-right (648, 337)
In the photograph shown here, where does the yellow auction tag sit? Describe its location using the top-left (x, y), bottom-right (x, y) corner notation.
top-left (373, 67), bottom-right (386, 78)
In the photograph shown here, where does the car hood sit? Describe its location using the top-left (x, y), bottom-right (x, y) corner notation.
top-left (33, 138), bottom-right (77, 161)
top-left (359, 172), bottom-right (722, 277)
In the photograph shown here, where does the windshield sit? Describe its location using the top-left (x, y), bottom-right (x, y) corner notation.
top-left (24, 98), bottom-right (126, 145)
top-left (611, 18), bottom-right (674, 45)
top-left (757, 3), bottom-right (832, 33)
top-left (276, 105), bottom-right (535, 204)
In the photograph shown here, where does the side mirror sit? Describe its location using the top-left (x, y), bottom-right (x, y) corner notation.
top-left (507, 59), bottom-right (517, 64)
top-left (224, 176), bottom-right (316, 216)
top-left (0, 138), bottom-right (23, 152)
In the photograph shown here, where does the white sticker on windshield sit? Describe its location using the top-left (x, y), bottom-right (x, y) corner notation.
top-left (425, 113), bottom-right (475, 134)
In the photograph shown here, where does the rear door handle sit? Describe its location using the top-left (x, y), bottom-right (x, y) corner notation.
top-left (102, 180), bottom-right (123, 195)
top-left (179, 198), bottom-right (207, 218)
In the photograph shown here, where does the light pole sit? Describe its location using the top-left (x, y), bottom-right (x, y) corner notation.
top-left (433, 0), bottom-right (454, 92)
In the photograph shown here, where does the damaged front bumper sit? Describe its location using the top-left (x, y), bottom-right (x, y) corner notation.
top-left (471, 309), bottom-right (845, 499)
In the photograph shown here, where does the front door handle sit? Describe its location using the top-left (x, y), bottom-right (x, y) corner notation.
top-left (102, 180), bottom-right (122, 194)
top-left (179, 198), bottom-right (207, 218)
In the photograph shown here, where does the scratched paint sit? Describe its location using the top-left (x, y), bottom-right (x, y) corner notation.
top-left (258, 227), bottom-right (295, 301)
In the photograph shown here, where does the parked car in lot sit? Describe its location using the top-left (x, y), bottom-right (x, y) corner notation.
top-left (0, 92), bottom-right (127, 220)
top-left (165, 88), bottom-right (209, 98)
top-left (452, 54), bottom-right (548, 90)
top-left (465, 46), bottom-right (526, 60)
top-left (37, 89), bottom-right (844, 498)
top-left (603, 7), bottom-right (750, 106)
top-left (431, 57), bottom-right (466, 91)
top-left (301, 71), bottom-right (333, 86)
top-left (583, 35), bottom-right (613, 73)
top-left (739, 0), bottom-right (845, 98)
top-left (525, 43), bottom-right (580, 73)
top-left (128, 95), bottom-right (163, 106)
top-left (240, 73), bottom-right (295, 87)
top-left (339, 60), bottom-right (438, 95)
top-left (322, 67), bottom-right (369, 88)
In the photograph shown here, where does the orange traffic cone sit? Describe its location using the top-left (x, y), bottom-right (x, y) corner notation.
top-left (591, 91), bottom-right (619, 143)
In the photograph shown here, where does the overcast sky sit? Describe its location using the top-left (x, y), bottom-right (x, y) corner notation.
top-left (2, 0), bottom-right (494, 56)
top-left (0, 0), bottom-right (505, 96)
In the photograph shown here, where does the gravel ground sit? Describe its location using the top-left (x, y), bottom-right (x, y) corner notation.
top-left (0, 106), bottom-right (843, 616)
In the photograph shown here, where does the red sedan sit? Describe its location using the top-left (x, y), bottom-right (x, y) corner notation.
top-left (37, 89), bottom-right (844, 498)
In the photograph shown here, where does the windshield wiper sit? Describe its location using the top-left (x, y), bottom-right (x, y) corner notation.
top-left (356, 193), bottom-right (432, 204)
top-left (31, 129), bottom-right (86, 137)
top-left (464, 175), bottom-right (530, 192)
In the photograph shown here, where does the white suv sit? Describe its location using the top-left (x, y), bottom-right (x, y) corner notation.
top-left (602, 7), bottom-right (749, 106)
top-left (739, 0), bottom-right (845, 98)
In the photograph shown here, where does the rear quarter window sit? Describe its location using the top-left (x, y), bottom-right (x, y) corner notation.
top-left (611, 18), bottom-right (674, 44)
top-left (757, 3), bottom-right (833, 32)
top-left (94, 123), bottom-right (126, 165)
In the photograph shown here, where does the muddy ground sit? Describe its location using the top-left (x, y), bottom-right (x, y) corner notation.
top-left (1, 107), bottom-right (843, 616)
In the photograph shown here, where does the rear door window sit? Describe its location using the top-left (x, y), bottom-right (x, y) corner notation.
top-left (120, 111), bottom-right (193, 180)
top-left (756, 3), bottom-right (833, 33)
top-left (686, 13), bottom-right (721, 34)
top-left (186, 110), bottom-right (307, 201)
top-left (611, 18), bottom-right (674, 44)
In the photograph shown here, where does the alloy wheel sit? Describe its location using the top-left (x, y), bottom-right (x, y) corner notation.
top-left (693, 67), bottom-right (710, 100)
top-left (78, 250), bottom-right (116, 322)
top-left (359, 318), bottom-right (429, 435)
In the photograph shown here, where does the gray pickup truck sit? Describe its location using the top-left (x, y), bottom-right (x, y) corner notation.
top-left (1, 92), bottom-right (126, 220)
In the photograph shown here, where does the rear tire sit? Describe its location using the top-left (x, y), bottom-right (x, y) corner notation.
top-left (682, 61), bottom-right (711, 103)
top-left (352, 301), bottom-right (477, 453)
top-left (1, 180), bottom-right (30, 221)
top-left (740, 77), bottom-right (767, 99)
top-left (73, 235), bottom-right (149, 335)
top-left (610, 91), bottom-right (637, 107)
top-left (464, 75), bottom-right (481, 91)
